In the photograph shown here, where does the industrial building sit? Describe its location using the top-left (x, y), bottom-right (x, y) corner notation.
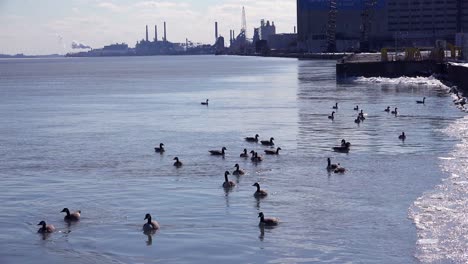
top-left (297, 0), bottom-right (468, 52)
top-left (259, 20), bottom-right (276, 41)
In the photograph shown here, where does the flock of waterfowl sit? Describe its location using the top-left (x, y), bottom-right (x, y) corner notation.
top-left (36, 96), bottom-right (428, 235)
top-left (156, 129), bottom-right (282, 227)
top-left (37, 208), bottom-right (81, 234)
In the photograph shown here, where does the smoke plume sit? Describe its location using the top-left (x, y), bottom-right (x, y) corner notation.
top-left (71, 41), bottom-right (92, 49)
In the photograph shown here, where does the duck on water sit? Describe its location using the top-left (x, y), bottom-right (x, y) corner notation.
top-left (258, 212), bottom-right (279, 226)
top-left (37, 221), bottom-right (55, 233)
top-left (240, 148), bottom-right (249, 158)
top-left (252, 182), bottom-right (268, 198)
top-left (209, 147), bottom-right (227, 156)
top-left (333, 139), bottom-right (351, 153)
top-left (260, 137), bottom-right (275, 146)
top-left (222, 171), bottom-right (236, 188)
top-left (173, 157), bottom-right (183, 167)
top-left (61, 208), bottom-right (81, 222)
top-left (143, 213), bottom-right (160, 232)
top-left (245, 134), bottom-right (259, 142)
top-left (232, 164), bottom-right (245, 175)
top-left (264, 147), bottom-right (281, 155)
top-left (154, 143), bottom-right (165, 153)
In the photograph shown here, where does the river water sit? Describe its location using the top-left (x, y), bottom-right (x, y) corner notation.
top-left (0, 56), bottom-right (465, 263)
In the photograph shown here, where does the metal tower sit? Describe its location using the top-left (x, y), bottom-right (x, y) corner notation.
top-left (360, 0), bottom-right (377, 52)
top-left (326, 0), bottom-right (337, 53)
top-left (241, 6), bottom-right (247, 36)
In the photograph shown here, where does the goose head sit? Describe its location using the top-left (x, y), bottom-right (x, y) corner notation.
top-left (144, 213), bottom-right (152, 220)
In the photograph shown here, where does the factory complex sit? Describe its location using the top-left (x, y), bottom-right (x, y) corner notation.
top-left (67, 0), bottom-right (468, 60)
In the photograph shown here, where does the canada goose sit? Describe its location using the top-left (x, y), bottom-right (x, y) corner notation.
top-left (173, 157), bottom-right (183, 167)
top-left (333, 141), bottom-right (351, 153)
top-left (328, 111), bottom-right (335, 120)
top-left (233, 164), bottom-right (245, 175)
top-left (264, 147), bottom-right (281, 155)
top-left (143, 213), bottom-right (160, 232)
top-left (250, 151), bottom-right (263, 162)
top-left (201, 99), bottom-right (209, 105)
top-left (252, 182), bottom-right (268, 198)
top-left (154, 143), bottom-right (165, 153)
top-left (354, 115), bottom-right (361, 124)
top-left (391, 107), bottom-right (398, 115)
top-left (334, 164), bottom-right (346, 173)
top-left (327, 158), bottom-right (338, 170)
top-left (399, 132), bottom-right (406, 140)
top-left (222, 171), bottom-right (236, 188)
top-left (37, 221), bottom-right (55, 233)
top-left (209, 147), bottom-right (226, 156)
top-left (359, 113), bottom-right (365, 121)
top-left (354, 105), bottom-right (359, 111)
top-left (240, 148), bottom-right (249, 158)
top-left (61, 208), bottom-right (81, 222)
top-left (332, 102), bottom-right (338, 109)
top-left (258, 212), bottom-right (279, 226)
top-left (245, 134), bottom-right (259, 142)
top-left (260, 137), bottom-right (275, 146)
top-left (416, 97), bottom-right (426, 104)
top-left (384, 106), bottom-right (390, 112)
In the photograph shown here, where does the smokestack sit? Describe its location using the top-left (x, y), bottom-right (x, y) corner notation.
top-left (215, 22), bottom-right (218, 41)
top-left (164, 21), bottom-right (167, 42)
top-left (233, 30), bottom-right (235, 40)
top-left (145, 25), bottom-right (148, 42)
top-left (294, 26), bottom-right (296, 34)
top-left (155, 25), bottom-right (158, 41)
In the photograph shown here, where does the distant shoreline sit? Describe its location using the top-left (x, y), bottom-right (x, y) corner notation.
top-left (0, 54), bottom-right (63, 59)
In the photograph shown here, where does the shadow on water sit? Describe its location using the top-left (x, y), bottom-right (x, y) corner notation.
top-left (143, 231), bottom-right (154, 246)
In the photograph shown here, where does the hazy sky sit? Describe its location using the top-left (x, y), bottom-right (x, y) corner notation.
top-left (0, 0), bottom-right (296, 55)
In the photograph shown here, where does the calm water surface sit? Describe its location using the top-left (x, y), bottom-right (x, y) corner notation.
top-left (0, 56), bottom-right (465, 263)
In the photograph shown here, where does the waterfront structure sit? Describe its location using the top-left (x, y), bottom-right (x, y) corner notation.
top-left (387, 0), bottom-right (467, 47)
top-left (259, 20), bottom-right (276, 41)
top-left (297, 0), bottom-right (468, 52)
top-left (297, 0), bottom-right (387, 52)
top-left (456, 33), bottom-right (468, 60)
top-left (268, 33), bottom-right (298, 51)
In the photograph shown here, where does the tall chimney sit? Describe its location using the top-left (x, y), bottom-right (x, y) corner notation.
top-left (215, 22), bottom-right (218, 41)
top-left (294, 26), bottom-right (296, 34)
top-left (145, 25), bottom-right (148, 42)
top-left (155, 25), bottom-right (158, 41)
top-left (164, 21), bottom-right (167, 42)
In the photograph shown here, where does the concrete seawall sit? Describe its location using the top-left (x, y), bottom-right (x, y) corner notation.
top-left (447, 64), bottom-right (468, 94)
